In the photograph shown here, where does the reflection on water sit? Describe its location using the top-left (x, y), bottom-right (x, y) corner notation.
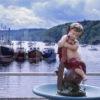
top-left (0, 42), bottom-right (100, 98)
top-left (0, 60), bottom-right (58, 72)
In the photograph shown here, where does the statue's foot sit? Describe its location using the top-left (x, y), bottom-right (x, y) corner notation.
top-left (82, 74), bottom-right (87, 81)
top-left (82, 77), bottom-right (87, 85)
top-left (83, 77), bottom-right (87, 82)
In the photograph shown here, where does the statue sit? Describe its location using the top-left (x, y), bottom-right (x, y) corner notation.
top-left (57, 23), bottom-right (86, 96)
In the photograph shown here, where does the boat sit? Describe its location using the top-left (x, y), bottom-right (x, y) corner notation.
top-left (42, 48), bottom-right (56, 63)
top-left (0, 45), bottom-right (14, 65)
top-left (15, 41), bottom-right (26, 62)
top-left (15, 47), bottom-right (26, 62)
top-left (89, 45), bottom-right (98, 51)
top-left (28, 42), bottom-right (33, 47)
top-left (81, 44), bottom-right (88, 47)
top-left (28, 47), bottom-right (42, 63)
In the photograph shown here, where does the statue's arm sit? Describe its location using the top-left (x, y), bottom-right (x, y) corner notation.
top-left (63, 41), bottom-right (79, 51)
top-left (58, 35), bottom-right (67, 47)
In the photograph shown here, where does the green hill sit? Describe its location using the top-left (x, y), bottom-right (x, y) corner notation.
top-left (45, 20), bottom-right (100, 44)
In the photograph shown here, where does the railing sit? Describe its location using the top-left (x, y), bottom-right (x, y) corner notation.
top-left (0, 72), bottom-right (100, 76)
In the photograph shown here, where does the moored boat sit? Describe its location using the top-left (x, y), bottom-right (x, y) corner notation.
top-left (42, 48), bottom-right (56, 63)
top-left (28, 47), bottom-right (42, 63)
top-left (0, 46), bottom-right (14, 65)
top-left (15, 47), bottom-right (26, 62)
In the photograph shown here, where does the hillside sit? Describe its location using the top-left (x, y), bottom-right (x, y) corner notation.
top-left (0, 28), bottom-right (47, 41)
top-left (0, 20), bottom-right (100, 44)
top-left (45, 20), bottom-right (100, 44)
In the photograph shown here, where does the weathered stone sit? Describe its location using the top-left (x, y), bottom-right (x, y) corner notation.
top-left (57, 69), bottom-right (86, 96)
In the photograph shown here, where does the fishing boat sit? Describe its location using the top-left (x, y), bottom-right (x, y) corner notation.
top-left (28, 47), bottom-right (42, 63)
top-left (0, 45), bottom-right (14, 65)
top-left (89, 45), bottom-right (98, 51)
top-left (15, 47), bottom-right (26, 62)
top-left (42, 48), bottom-right (56, 63)
top-left (15, 41), bottom-right (26, 62)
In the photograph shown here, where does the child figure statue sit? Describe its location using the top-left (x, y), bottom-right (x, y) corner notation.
top-left (57, 23), bottom-right (86, 96)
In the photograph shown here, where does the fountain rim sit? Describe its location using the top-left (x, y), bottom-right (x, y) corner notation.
top-left (33, 83), bottom-right (100, 100)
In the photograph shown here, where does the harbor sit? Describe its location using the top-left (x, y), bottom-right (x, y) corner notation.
top-left (0, 41), bottom-right (100, 99)
top-left (0, 0), bottom-right (100, 99)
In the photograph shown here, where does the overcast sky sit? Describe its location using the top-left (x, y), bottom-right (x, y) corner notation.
top-left (0, 0), bottom-right (100, 29)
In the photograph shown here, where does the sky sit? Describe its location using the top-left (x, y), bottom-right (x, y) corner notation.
top-left (0, 0), bottom-right (100, 29)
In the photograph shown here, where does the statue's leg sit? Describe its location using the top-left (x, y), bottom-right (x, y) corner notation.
top-left (80, 61), bottom-right (86, 74)
top-left (62, 70), bottom-right (86, 96)
top-left (67, 59), bottom-right (86, 81)
top-left (57, 62), bottom-right (64, 90)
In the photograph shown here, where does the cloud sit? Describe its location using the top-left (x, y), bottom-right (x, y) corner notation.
top-left (84, 0), bottom-right (100, 20)
top-left (31, 0), bottom-right (86, 22)
top-left (0, 5), bottom-right (45, 29)
top-left (31, 0), bottom-right (100, 25)
top-left (0, 0), bottom-right (100, 29)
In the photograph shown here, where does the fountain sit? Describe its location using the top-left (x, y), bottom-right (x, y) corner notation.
top-left (33, 83), bottom-right (100, 100)
top-left (33, 43), bottom-right (100, 100)
top-left (33, 70), bottom-right (100, 100)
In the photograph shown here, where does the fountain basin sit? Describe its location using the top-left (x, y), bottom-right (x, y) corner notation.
top-left (33, 84), bottom-right (100, 100)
